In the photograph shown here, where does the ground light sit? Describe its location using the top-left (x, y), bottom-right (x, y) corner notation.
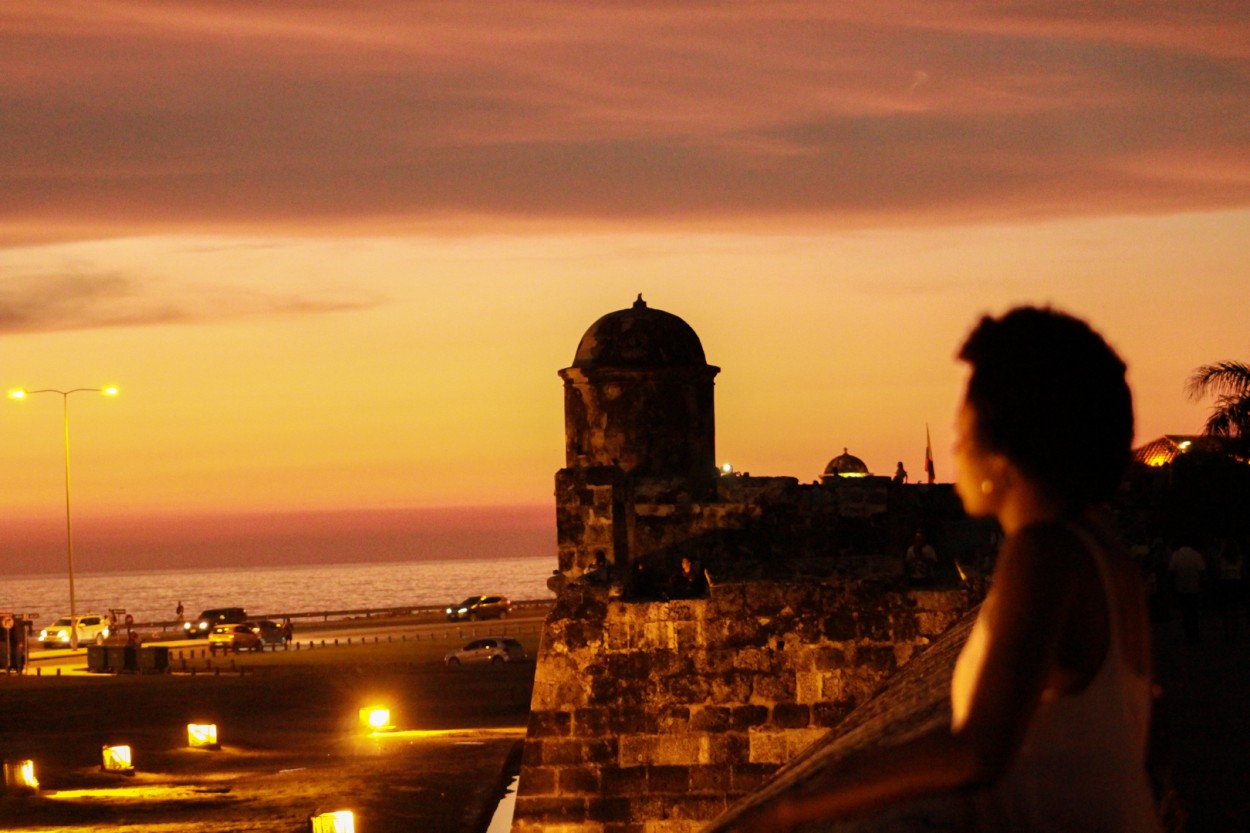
top-left (187, 723), bottom-right (220, 749)
top-left (3, 759), bottom-right (38, 792)
top-left (309, 809), bottom-right (355, 832)
top-left (101, 744), bottom-right (135, 775)
top-left (359, 706), bottom-right (394, 733)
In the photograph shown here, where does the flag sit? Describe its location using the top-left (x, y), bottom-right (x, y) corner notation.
top-left (924, 424), bottom-right (936, 484)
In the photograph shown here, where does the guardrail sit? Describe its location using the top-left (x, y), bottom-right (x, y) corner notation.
top-left (128, 598), bottom-right (554, 633)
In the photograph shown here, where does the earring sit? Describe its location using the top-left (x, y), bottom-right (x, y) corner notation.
top-left (980, 479), bottom-right (994, 495)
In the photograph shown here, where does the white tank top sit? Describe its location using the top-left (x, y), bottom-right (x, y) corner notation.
top-left (950, 527), bottom-right (1161, 832)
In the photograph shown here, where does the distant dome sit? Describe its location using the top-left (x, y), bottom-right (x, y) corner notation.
top-left (824, 448), bottom-right (870, 478)
top-left (571, 295), bottom-right (708, 369)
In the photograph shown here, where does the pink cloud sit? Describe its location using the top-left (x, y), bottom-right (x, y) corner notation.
top-left (2, 1), bottom-right (1248, 242)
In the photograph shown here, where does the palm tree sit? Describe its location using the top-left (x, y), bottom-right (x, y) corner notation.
top-left (1187, 360), bottom-right (1250, 452)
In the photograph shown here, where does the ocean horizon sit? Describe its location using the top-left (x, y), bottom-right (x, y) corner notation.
top-left (0, 553), bottom-right (556, 628)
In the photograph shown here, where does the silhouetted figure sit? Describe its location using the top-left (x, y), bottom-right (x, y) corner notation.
top-left (904, 530), bottom-right (938, 586)
top-left (1170, 541), bottom-right (1206, 644)
top-left (583, 551), bottom-right (611, 586)
top-left (725, 307), bottom-right (1160, 833)
top-left (282, 618), bottom-right (294, 646)
top-left (1214, 536), bottom-right (1243, 643)
top-left (176, 600), bottom-right (185, 624)
top-left (667, 557), bottom-right (708, 599)
top-left (629, 562), bottom-right (662, 600)
top-left (893, 462), bottom-right (908, 484)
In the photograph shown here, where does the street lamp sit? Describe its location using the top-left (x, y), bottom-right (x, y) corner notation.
top-left (9, 386), bottom-right (118, 649)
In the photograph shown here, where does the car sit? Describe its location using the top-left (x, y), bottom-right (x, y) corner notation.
top-left (208, 623), bottom-right (263, 653)
top-left (246, 619), bottom-right (285, 647)
top-left (184, 607), bottom-right (247, 638)
top-left (38, 613), bottom-right (110, 648)
top-left (445, 595), bottom-right (511, 622)
top-left (443, 637), bottom-right (527, 666)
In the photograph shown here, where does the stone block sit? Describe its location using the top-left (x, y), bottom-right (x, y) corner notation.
top-left (733, 647), bottom-right (772, 672)
top-left (573, 707), bottom-right (611, 737)
top-left (587, 797), bottom-right (634, 824)
top-left (891, 611), bottom-right (920, 641)
top-left (606, 619), bottom-right (633, 651)
top-left (612, 706), bottom-right (659, 735)
top-left (810, 644), bottom-right (852, 670)
top-left (601, 765), bottom-right (648, 796)
top-left (559, 765), bottom-right (602, 796)
top-left (690, 706), bottom-right (731, 733)
top-left (812, 699), bottom-right (854, 727)
top-left (784, 728), bottom-right (828, 760)
top-left (603, 825), bottom-right (645, 833)
top-left (823, 610), bottom-right (859, 641)
top-left (643, 822), bottom-right (704, 833)
top-left (673, 621), bottom-right (701, 651)
top-left (706, 732), bottom-right (749, 764)
top-left (860, 612), bottom-right (893, 641)
top-left (856, 644), bottom-right (898, 673)
top-left (750, 671), bottom-right (795, 703)
top-left (710, 672), bottom-right (753, 703)
top-left (522, 739), bottom-right (545, 766)
top-left (544, 739), bottom-right (590, 766)
top-left (657, 705), bottom-right (691, 733)
top-left (619, 736), bottom-right (659, 767)
top-left (648, 765), bottom-right (691, 793)
top-left (658, 672), bottom-right (711, 702)
top-left (794, 670), bottom-right (823, 704)
top-left (515, 796), bottom-right (588, 824)
top-left (693, 648), bottom-right (736, 675)
top-left (730, 762), bottom-right (779, 793)
top-left (530, 710), bottom-right (573, 737)
top-left (771, 703), bottom-right (811, 729)
top-left (583, 738), bottom-right (619, 764)
top-left (729, 704), bottom-right (769, 731)
top-left (690, 764), bottom-right (731, 792)
top-left (668, 794), bottom-right (728, 820)
top-left (748, 730), bottom-right (788, 764)
top-left (518, 765), bottom-right (557, 796)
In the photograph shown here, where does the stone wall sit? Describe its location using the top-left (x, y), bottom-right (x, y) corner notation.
top-left (512, 579), bottom-right (973, 833)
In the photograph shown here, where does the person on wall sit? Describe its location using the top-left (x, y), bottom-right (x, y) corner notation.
top-left (726, 306), bottom-right (1160, 833)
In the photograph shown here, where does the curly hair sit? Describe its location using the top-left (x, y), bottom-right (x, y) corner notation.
top-left (958, 306), bottom-right (1134, 508)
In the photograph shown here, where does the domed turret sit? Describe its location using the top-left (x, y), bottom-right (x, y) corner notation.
top-left (824, 448), bottom-right (870, 478)
top-left (572, 295), bottom-right (708, 369)
top-left (559, 296), bottom-right (719, 491)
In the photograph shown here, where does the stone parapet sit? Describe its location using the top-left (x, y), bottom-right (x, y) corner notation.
top-left (512, 579), bottom-right (973, 833)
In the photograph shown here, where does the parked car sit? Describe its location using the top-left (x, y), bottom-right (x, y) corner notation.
top-left (38, 613), bottom-right (110, 648)
top-left (184, 607), bottom-right (247, 638)
top-left (208, 623), bottom-right (263, 653)
top-left (445, 595), bottom-right (511, 622)
top-left (444, 637), bottom-right (527, 666)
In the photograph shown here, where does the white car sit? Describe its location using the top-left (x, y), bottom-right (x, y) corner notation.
top-left (443, 637), bottom-right (527, 666)
top-left (39, 613), bottom-right (111, 648)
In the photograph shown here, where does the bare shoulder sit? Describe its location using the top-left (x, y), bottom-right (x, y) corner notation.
top-left (997, 522), bottom-right (1095, 588)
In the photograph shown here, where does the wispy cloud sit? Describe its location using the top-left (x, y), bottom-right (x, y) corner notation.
top-left (0, 274), bottom-right (377, 334)
top-left (2, 1), bottom-right (1248, 242)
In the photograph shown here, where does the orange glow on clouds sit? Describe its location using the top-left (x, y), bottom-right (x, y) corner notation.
top-left (1, 4), bottom-right (1247, 571)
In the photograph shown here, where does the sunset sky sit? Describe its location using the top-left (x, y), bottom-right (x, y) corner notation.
top-left (2, 2), bottom-right (1248, 574)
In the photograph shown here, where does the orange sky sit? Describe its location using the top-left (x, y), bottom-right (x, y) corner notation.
top-left (2, 3), bottom-right (1248, 573)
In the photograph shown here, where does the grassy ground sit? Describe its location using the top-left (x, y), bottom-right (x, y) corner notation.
top-left (0, 640), bottom-right (537, 833)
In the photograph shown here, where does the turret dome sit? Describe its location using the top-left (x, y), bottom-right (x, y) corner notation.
top-left (572, 295), bottom-right (708, 369)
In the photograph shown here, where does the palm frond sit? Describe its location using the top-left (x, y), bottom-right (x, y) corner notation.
top-left (1186, 361), bottom-right (1250, 400)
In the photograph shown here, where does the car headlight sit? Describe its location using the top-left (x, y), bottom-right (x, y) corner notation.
top-left (39, 629), bottom-right (48, 640)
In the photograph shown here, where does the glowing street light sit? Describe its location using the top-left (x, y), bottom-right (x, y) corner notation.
top-left (9, 386), bottom-right (118, 649)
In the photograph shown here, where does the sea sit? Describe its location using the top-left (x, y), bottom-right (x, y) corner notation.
top-left (0, 555), bottom-right (555, 627)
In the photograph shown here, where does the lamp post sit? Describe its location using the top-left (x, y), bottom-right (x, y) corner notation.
top-left (9, 386), bottom-right (118, 649)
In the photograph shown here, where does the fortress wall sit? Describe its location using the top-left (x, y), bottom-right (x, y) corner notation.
top-left (512, 580), bottom-right (973, 833)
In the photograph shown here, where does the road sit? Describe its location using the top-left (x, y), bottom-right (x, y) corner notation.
top-left (21, 607), bottom-right (549, 675)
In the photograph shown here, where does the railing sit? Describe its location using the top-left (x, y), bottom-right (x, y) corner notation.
top-left (128, 598), bottom-right (553, 633)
